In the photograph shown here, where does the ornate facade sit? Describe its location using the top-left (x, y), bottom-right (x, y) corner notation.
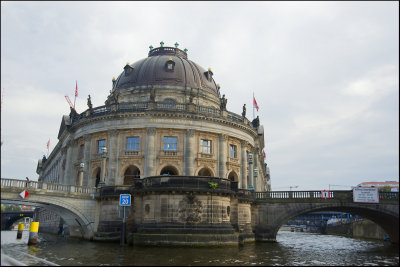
top-left (36, 43), bottom-right (271, 245)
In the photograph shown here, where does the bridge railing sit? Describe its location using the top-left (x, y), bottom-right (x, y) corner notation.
top-left (255, 191), bottom-right (335, 199)
top-left (1, 178), bottom-right (96, 195)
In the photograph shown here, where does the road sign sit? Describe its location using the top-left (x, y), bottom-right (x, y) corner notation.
top-left (321, 190), bottom-right (330, 199)
top-left (119, 194), bottom-right (131, 206)
top-left (353, 187), bottom-right (379, 203)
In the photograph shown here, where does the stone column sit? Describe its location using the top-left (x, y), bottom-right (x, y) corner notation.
top-left (248, 148), bottom-right (254, 190)
top-left (107, 130), bottom-right (119, 185)
top-left (218, 134), bottom-right (227, 178)
top-left (63, 139), bottom-right (75, 185)
top-left (240, 141), bottom-right (248, 189)
top-left (100, 152), bottom-right (107, 184)
top-left (253, 148), bottom-right (259, 191)
top-left (60, 147), bottom-right (67, 184)
top-left (82, 134), bottom-right (91, 186)
top-left (78, 169), bottom-right (84, 186)
top-left (184, 129), bottom-right (195, 176)
top-left (144, 127), bottom-right (156, 177)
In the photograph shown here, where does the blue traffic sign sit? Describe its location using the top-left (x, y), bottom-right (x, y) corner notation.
top-left (119, 194), bottom-right (131, 206)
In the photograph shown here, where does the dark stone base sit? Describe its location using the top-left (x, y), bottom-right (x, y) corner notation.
top-left (129, 222), bottom-right (240, 246)
top-left (93, 231), bottom-right (121, 242)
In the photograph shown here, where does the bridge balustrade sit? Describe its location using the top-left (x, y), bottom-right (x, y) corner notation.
top-left (1, 178), bottom-right (96, 195)
top-left (255, 191), bottom-right (335, 199)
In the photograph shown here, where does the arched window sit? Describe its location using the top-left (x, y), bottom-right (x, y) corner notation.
top-left (124, 165), bottom-right (140, 185)
top-left (160, 166), bottom-right (178, 176)
top-left (228, 171), bottom-right (238, 182)
top-left (161, 98), bottom-right (176, 109)
top-left (198, 167), bottom-right (213, 177)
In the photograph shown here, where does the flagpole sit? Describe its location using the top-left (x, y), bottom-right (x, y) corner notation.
top-left (253, 92), bottom-right (255, 120)
top-left (73, 80), bottom-right (77, 109)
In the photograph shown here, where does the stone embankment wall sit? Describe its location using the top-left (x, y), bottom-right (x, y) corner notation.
top-left (352, 219), bottom-right (388, 240)
top-left (326, 219), bottom-right (388, 240)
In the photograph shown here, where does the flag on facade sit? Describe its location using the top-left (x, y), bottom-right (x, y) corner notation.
top-left (19, 190), bottom-right (29, 199)
top-left (253, 96), bottom-right (259, 112)
top-left (75, 81), bottom-right (78, 97)
top-left (262, 149), bottom-right (266, 159)
top-left (46, 139), bottom-right (50, 150)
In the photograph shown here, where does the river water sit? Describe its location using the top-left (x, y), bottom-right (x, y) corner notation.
top-left (1, 230), bottom-right (398, 266)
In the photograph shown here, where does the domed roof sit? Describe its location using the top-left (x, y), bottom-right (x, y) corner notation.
top-left (114, 46), bottom-right (220, 98)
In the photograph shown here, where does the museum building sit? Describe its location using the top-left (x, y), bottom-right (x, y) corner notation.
top-left (36, 43), bottom-right (271, 245)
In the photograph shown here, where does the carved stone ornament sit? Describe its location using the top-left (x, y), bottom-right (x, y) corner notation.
top-left (147, 127), bottom-right (156, 136)
top-left (178, 195), bottom-right (203, 224)
top-left (186, 129), bottom-right (195, 137)
top-left (240, 140), bottom-right (248, 148)
top-left (109, 129), bottom-right (119, 137)
top-left (83, 134), bottom-right (91, 142)
top-left (219, 134), bottom-right (227, 141)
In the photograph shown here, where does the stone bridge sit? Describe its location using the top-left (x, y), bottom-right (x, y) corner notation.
top-left (1, 178), bottom-right (398, 244)
top-left (1, 178), bottom-right (98, 240)
top-left (252, 190), bottom-right (399, 244)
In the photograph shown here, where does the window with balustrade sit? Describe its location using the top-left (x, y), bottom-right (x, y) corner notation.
top-left (201, 139), bottom-right (212, 154)
top-left (97, 139), bottom-right (106, 154)
top-left (126, 137), bottom-right (140, 151)
top-left (229, 144), bottom-right (237, 158)
top-left (163, 136), bottom-right (177, 151)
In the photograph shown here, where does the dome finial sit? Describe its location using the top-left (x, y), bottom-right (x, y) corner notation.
top-left (126, 62), bottom-right (130, 65)
top-left (149, 45), bottom-right (153, 50)
top-left (208, 67), bottom-right (212, 71)
top-left (174, 42), bottom-right (179, 48)
top-left (112, 77), bottom-right (116, 81)
top-left (160, 41), bottom-right (164, 47)
top-left (184, 48), bottom-right (188, 53)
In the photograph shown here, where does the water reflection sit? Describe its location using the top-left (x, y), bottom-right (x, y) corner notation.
top-left (1, 230), bottom-right (398, 266)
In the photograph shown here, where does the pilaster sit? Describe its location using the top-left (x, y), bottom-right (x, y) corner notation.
top-left (184, 129), bottom-right (195, 176)
top-left (107, 129), bottom-right (119, 185)
top-left (144, 127), bottom-right (156, 177)
top-left (240, 141), bottom-right (248, 189)
top-left (218, 134), bottom-right (227, 178)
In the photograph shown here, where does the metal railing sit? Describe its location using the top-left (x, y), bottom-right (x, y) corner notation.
top-left (134, 176), bottom-right (233, 193)
top-left (1, 178), bottom-right (97, 195)
top-left (70, 101), bottom-right (255, 128)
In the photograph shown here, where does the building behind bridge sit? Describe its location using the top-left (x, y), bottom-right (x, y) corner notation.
top-left (34, 43), bottom-right (271, 244)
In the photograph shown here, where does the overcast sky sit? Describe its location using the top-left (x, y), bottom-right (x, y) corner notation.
top-left (1, 1), bottom-right (398, 190)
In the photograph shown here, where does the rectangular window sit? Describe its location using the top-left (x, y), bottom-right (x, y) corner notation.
top-left (201, 139), bottom-right (212, 154)
top-left (126, 137), bottom-right (140, 151)
top-left (229, 144), bottom-right (237, 158)
top-left (163, 136), bottom-right (177, 151)
top-left (97, 139), bottom-right (106, 154)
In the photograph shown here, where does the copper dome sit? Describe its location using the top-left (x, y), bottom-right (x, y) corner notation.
top-left (113, 46), bottom-right (220, 98)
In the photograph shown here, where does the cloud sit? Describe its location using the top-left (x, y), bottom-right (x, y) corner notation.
top-left (1, 2), bottom-right (398, 190)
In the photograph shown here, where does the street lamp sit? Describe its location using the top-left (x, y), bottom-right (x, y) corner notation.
top-left (248, 152), bottom-right (254, 191)
top-left (78, 162), bottom-right (84, 187)
top-left (253, 166), bottom-right (258, 178)
top-left (99, 147), bottom-right (107, 186)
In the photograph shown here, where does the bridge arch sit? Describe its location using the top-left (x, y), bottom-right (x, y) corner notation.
top-left (1, 191), bottom-right (96, 240)
top-left (254, 202), bottom-right (399, 244)
top-left (1, 211), bottom-right (34, 230)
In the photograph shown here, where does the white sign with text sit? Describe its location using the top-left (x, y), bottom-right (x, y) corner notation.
top-left (353, 187), bottom-right (379, 203)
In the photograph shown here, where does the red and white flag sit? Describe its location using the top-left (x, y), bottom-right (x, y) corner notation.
top-left (253, 96), bottom-right (259, 112)
top-left (46, 139), bottom-right (50, 150)
top-left (75, 81), bottom-right (78, 97)
top-left (19, 190), bottom-right (29, 199)
top-left (262, 149), bottom-right (266, 159)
